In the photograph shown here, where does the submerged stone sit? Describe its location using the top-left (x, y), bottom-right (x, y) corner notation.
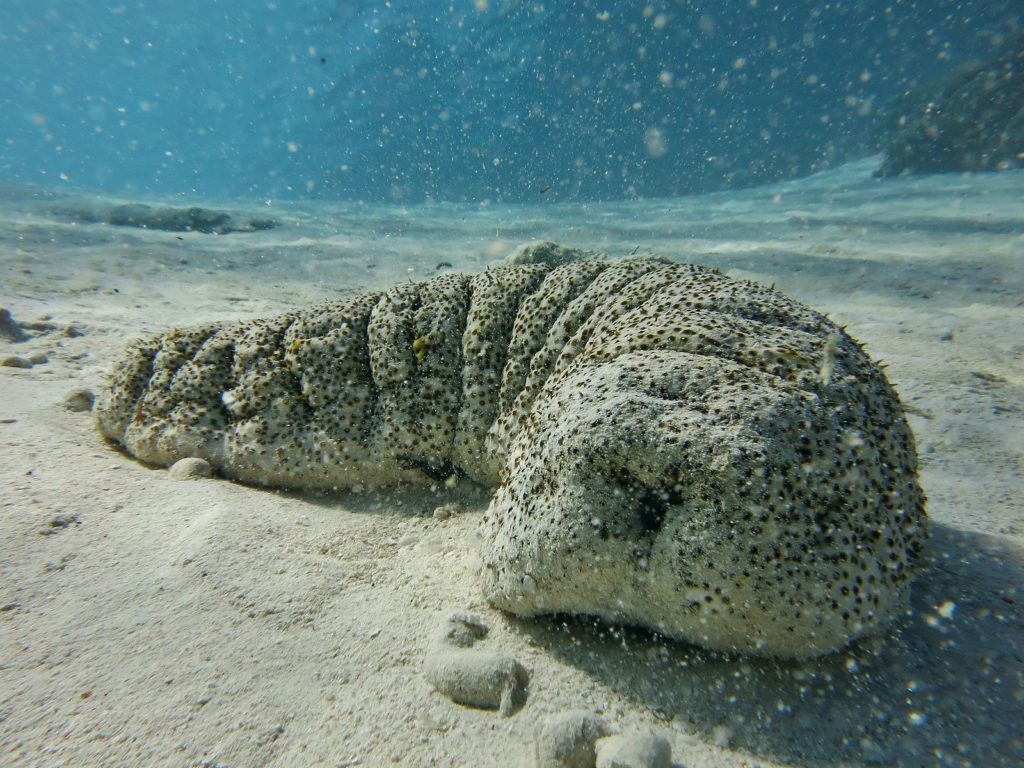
top-left (876, 34), bottom-right (1024, 176)
top-left (54, 201), bottom-right (277, 234)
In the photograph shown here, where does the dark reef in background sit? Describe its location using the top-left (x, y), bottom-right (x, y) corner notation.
top-left (304, 0), bottom-right (1021, 202)
top-left (52, 202), bottom-right (277, 234)
top-left (875, 33), bottom-right (1024, 177)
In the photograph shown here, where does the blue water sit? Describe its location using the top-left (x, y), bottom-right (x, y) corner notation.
top-left (1, 0), bottom-right (1019, 201)
top-left (1, 5), bottom-right (1023, 768)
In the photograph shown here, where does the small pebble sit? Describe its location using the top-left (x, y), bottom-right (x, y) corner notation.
top-left (27, 352), bottom-right (49, 365)
top-left (397, 531), bottom-right (421, 547)
top-left (168, 457), bottom-right (213, 480)
top-left (710, 724), bottom-right (733, 748)
top-left (432, 502), bottom-right (461, 521)
top-left (63, 388), bottom-right (95, 412)
top-left (596, 732), bottom-right (671, 768)
top-left (40, 513), bottom-right (79, 535)
top-left (0, 308), bottom-right (28, 342)
top-left (424, 613), bottom-right (529, 717)
top-left (1, 355), bottom-right (32, 369)
top-left (22, 317), bottom-right (56, 332)
top-left (434, 612), bottom-right (489, 648)
top-left (535, 711), bottom-right (607, 768)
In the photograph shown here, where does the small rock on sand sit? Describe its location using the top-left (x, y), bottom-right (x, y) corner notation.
top-left (505, 240), bottom-right (601, 267)
top-left (40, 513), bottom-right (79, 536)
top-left (0, 308), bottom-right (28, 342)
top-left (63, 388), bottom-right (95, 412)
top-left (535, 711), bottom-right (607, 768)
top-left (432, 502), bottom-right (462, 521)
top-left (595, 732), bottom-right (672, 768)
top-left (1, 355), bottom-right (33, 369)
top-left (424, 613), bottom-right (529, 717)
top-left (169, 457), bottom-right (213, 480)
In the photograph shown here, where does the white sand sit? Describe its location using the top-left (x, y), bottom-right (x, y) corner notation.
top-left (2, 160), bottom-right (1022, 767)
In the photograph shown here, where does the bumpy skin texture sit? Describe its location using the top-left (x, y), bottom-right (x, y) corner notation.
top-left (96, 246), bottom-right (927, 658)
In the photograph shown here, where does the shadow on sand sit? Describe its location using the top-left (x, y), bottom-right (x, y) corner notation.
top-left (515, 523), bottom-right (1023, 767)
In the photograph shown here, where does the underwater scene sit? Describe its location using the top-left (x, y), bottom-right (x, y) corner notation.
top-left (1, 2), bottom-right (1022, 767)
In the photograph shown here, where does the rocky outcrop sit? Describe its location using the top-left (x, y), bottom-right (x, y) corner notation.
top-left (876, 35), bottom-right (1024, 176)
top-left (53, 202), bottom-right (277, 234)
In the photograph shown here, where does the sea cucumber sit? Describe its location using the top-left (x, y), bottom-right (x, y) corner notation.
top-left (96, 243), bottom-right (927, 658)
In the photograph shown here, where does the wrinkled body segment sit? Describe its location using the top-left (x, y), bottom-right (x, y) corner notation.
top-left (96, 245), bottom-right (927, 658)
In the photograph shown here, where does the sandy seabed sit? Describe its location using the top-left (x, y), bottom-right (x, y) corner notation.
top-left (1, 159), bottom-right (1022, 767)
